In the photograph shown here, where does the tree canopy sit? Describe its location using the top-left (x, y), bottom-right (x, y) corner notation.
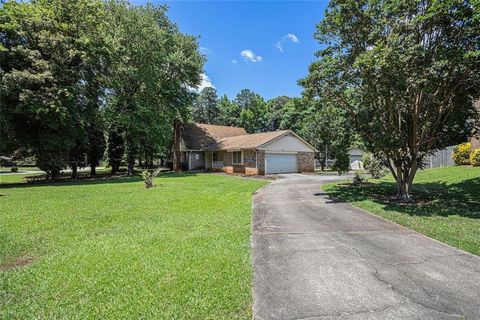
top-left (1, 0), bottom-right (204, 177)
top-left (301, 0), bottom-right (480, 199)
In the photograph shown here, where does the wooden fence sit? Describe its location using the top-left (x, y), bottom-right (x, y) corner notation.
top-left (425, 145), bottom-right (455, 168)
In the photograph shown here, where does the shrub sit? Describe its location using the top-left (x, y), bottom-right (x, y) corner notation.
top-left (470, 149), bottom-right (480, 167)
top-left (11, 166), bottom-right (18, 173)
top-left (452, 142), bottom-right (471, 165)
top-left (352, 172), bottom-right (366, 185)
top-left (332, 151), bottom-right (350, 175)
top-left (141, 168), bottom-right (162, 188)
top-left (362, 152), bottom-right (387, 179)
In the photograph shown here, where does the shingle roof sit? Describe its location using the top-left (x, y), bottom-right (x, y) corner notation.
top-left (180, 123), bottom-right (314, 151)
top-left (181, 123), bottom-right (247, 150)
top-left (211, 130), bottom-right (290, 150)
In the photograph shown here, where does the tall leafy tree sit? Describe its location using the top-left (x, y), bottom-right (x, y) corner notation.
top-left (301, 0), bottom-right (480, 199)
top-left (301, 101), bottom-right (352, 170)
top-left (216, 95), bottom-right (240, 126)
top-left (265, 96), bottom-right (291, 131)
top-left (234, 89), bottom-right (268, 133)
top-left (105, 1), bottom-right (204, 174)
top-left (192, 87), bottom-right (220, 124)
top-left (1, 0), bottom-right (110, 178)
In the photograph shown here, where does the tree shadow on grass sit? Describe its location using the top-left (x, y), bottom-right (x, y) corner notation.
top-left (327, 177), bottom-right (480, 219)
top-left (0, 171), bottom-right (201, 189)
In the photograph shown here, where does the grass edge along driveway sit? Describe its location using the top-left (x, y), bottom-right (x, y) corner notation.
top-left (323, 166), bottom-right (480, 256)
top-left (0, 173), bottom-right (268, 319)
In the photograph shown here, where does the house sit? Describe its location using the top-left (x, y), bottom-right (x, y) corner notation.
top-left (171, 123), bottom-right (316, 175)
top-left (347, 147), bottom-right (365, 170)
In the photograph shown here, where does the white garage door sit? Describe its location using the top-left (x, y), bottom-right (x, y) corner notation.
top-left (266, 153), bottom-right (297, 174)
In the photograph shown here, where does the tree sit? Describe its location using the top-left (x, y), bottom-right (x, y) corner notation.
top-left (301, 0), bottom-right (480, 200)
top-left (216, 95), bottom-right (241, 127)
top-left (300, 100), bottom-right (352, 170)
top-left (278, 98), bottom-right (305, 132)
top-left (86, 123), bottom-right (106, 175)
top-left (234, 89), bottom-right (268, 132)
top-left (105, 1), bottom-right (204, 175)
top-left (1, 0), bottom-right (111, 179)
top-left (107, 123), bottom-right (125, 175)
top-left (192, 87), bottom-right (220, 124)
top-left (265, 96), bottom-right (291, 131)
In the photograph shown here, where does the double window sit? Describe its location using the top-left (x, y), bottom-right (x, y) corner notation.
top-left (213, 151), bottom-right (224, 162)
top-left (232, 151), bottom-right (242, 165)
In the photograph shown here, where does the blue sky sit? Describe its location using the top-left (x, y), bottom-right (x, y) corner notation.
top-left (132, 1), bottom-right (329, 99)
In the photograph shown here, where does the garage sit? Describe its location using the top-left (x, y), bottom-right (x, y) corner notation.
top-left (266, 153), bottom-right (297, 174)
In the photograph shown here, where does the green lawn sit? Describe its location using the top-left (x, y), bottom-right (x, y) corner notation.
top-left (0, 173), bottom-right (268, 319)
top-left (323, 166), bottom-right (480, 255)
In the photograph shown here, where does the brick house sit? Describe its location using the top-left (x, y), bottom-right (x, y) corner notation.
top-left (171, 123), bottom-right (316, 175)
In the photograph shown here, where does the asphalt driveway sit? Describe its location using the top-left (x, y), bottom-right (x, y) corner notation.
top-left (252, 174), bottom-right (480, 320)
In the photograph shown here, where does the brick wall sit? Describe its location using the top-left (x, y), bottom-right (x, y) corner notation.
top-left (243, 150), bottom-right (256, 167)
top-left (222, 150), bottom-right (259, 175)
top-left (257, 150), bottom-right (266, 175)
top-left (297, 152), bottom-right (314, 172)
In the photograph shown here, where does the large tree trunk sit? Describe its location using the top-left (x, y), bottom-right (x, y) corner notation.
top-left (50, 169), bottom-right (61, 180)
top-left (393, 158), bottom-right (418, 201)
top-left (71, 163), bottom-right (78, 180)
top-left (127, 148), bottom-right (135, 175)
top-left (111, 162), bottom-right (119, 175)
top-left (90, 164), bottom-right (96, 176)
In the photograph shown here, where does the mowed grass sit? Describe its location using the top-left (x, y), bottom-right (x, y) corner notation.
top-left (323, 166), bottom-right (480, 255)
top-left (0, 173), bottom-right (268, 319)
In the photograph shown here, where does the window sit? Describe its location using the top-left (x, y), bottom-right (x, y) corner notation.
top-left (232, 151), bottom-right (242, 164)
top-left (213, 151), bottom-right (223, 162)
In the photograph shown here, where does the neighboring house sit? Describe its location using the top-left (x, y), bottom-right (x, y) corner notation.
top-left (170, 123), bottom-right (316, 175)
top-left (347, 148), bottom-right (365, 170)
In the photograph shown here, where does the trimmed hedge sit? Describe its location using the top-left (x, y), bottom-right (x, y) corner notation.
top-left (470, 149), bottom-right (480, 167)
top-left (452, 142), bottom-right (471, 165)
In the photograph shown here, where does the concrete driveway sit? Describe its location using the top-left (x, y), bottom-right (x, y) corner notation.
top-left (252, 174), bottom-right (480, 320)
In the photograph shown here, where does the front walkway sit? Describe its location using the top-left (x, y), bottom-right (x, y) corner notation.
top-left (252, 174), bottom-right (480, 319)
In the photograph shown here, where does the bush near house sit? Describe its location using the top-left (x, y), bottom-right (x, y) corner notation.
top-left (362, 152), bottom-right (387, 179)
top-left (470, 149), bottom-right (480, 167)
top-left (452, 142), bottom-right (472, 165)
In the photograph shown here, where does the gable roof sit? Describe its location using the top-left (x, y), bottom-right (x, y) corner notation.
top-left (181, 123), bottom-right (247, 150)
top-left (212, 130), bottom-right (290, 150)
top-left (180, 123), bottom-right (317, 152)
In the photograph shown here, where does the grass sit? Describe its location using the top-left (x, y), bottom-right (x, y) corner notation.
top-left (323, 166), bottom-right (480, 256)
top-left (0, 173), bottom-right (268, 319)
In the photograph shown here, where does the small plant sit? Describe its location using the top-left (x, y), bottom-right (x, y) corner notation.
top-left (362, 152), bottom-right (387, 179)
top-left (141, 168), bottom-right (162, 188)
top-left (10, 166), bottom-right (18, 173)
top-left (470, 149), bottom-right (480, 167)
top-left (452, 142), bottom-right (472, 165)
top-left (352, 172), bottom-right (366, 185)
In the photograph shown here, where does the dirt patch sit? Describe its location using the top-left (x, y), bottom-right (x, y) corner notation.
top-left (0, 256), bottom-right (34, 271)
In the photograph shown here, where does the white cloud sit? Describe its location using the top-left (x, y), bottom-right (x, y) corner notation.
top-left (231, 59), bottom-right (238, 64)
top-left (240, 49), bottom-right (262, 62)
top-left (197, 73), bottom-right (215, 92)
top-left (200, 47), bottom-right (211, 54)
top-left (276, 33), bottom-right (300, 52)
